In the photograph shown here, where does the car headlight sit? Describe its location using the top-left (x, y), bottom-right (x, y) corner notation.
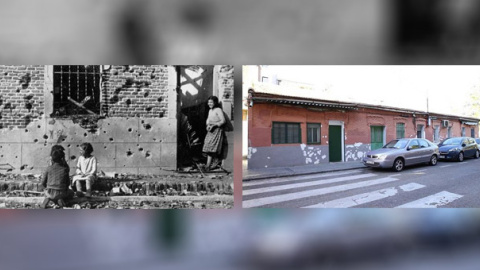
top-left (376, 154), bottom-right (388, 160)
top-left (448, 148), bottom-right (460, 152)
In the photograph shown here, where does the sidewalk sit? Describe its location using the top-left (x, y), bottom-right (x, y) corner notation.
top-left (243, 160), bottom-right (367, 181)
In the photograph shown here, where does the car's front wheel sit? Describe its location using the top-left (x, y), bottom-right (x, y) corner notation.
top-left (393, 158), bottom-right (404, 172)
top-left (458, 152), bottom-right (464, 162)
top-left (475, 150), bottom-right (480, 159)
top-left (429, 155), bottom-right (438, 166)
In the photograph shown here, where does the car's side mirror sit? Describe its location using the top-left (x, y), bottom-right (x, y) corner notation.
top-left (407, 146), bottom-right (411, 151)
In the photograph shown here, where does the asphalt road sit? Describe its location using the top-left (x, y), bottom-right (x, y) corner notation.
top-left (243, 157), bottom-right (480, 208)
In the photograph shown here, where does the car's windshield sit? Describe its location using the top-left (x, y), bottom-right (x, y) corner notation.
top-left (383, 140), bottom-right (408, 149)
top-left (476, 138), bottom-right (480, 144)
top-left (440, 138), bottom-right (462, 146)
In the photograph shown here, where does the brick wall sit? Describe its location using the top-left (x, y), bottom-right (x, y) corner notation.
top-left (250, 104), bottom-right (479, 147)
top-left (102, 65), bottom-right (169, 118)
top-left (217, 65), bottom-right (234, 119)
top-left (0, 65), bottom-right (45, 129)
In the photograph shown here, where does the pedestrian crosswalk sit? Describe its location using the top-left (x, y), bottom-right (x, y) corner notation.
top-left (243, 171), bottom-right (463, 208)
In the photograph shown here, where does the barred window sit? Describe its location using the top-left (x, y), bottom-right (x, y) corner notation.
top-left (53, 65), bottom-right (101, 116)
top-left (396, 123), bottom-right (405, 139)
top-left (307, 123), bottom-right (321, 144)
top-left (272, 122), bottom-right (301, 144)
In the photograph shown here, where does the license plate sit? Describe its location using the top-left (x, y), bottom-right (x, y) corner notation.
top-left (439, 155), bottom-right (445, 159)
top-left (366, 161), bottom-right (374, 164)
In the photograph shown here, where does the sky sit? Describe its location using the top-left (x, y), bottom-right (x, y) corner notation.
top-left (263, 66), bottom-right (480, 118)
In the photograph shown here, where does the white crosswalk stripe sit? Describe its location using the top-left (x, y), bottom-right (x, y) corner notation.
top-left (303, 187), bottom-right (398, 208)
top-left (243, 170), bottom-right (463, 208)
top-left (243, 170), bottom-right (363, 188)
top-left (395, 191), bottom-right (463, 208)
top-left (243, 176), bottom-right (398, 208)
top-left (303, 182), bottom-right (426, 208)
top-left (243, 173), bottom-right (377, 196)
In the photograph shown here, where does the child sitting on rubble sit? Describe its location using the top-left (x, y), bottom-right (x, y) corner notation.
top-left (48, 145), bottom-right (68, 167)
top-left (41, 149), bottom-right (74, 209)
top-left (72, 142), bottom-right (97, 197)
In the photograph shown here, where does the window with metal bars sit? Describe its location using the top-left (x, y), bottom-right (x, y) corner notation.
top-left (307, 123), bottom-right (321, 144)
top-left (396, 123), bottom-right (405, 139)
top-left (272, 122), bottom-right (301, 144)
top-left (53, 65), bottom-right (101, 116)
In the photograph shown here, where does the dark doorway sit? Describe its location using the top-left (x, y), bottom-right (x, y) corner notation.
top-left (177, 66), bottom-right (214, 168)
top-left (329, 125), bottom-right (342, 162)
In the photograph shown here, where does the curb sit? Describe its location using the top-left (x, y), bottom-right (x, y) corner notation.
top-left (243, 165), bottom-right (367, 181)
top-left (0, 195), bottom-right (233, 205)
top-left (0, 180), bottom-right (234, 195)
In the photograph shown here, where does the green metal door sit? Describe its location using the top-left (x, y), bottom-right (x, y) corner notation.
top-left (371, 126), bottom-right (384, 150)
top-left (329, 125), bottom-right (342, 162)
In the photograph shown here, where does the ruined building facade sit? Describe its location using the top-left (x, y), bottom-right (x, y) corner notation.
top-left (0, 65), bottom-right (234, 174)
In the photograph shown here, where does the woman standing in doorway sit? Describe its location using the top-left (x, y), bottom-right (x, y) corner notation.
top-left (202, 96), bottom-right (227, 171)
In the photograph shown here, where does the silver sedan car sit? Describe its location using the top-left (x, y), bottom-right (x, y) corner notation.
top-left (363, 138), bottom-right (440, 172)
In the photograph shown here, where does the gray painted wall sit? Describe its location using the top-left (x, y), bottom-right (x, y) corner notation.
top-left (248, 144), bottom-right (329, 169)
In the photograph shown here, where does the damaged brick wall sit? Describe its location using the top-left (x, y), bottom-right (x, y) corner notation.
top-left (1, 65), bottom-right (234, 174)
top-left (217, 65), bottom-right (234, 119)
top-left (102, 65), bottom-right (169, 118)
top-left (0, 65), bottom-right (45, 129)
top-left (0, 65), bottom-right (178, 174)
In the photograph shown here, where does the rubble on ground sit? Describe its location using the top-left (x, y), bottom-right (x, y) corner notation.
top-left (0, 171), bottom-right (233, 209)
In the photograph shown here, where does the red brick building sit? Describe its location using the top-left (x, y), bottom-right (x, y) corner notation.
top-left (0, 65), bottom-right (234, 174)
top-left (247, 90), bottom-right (479, 169)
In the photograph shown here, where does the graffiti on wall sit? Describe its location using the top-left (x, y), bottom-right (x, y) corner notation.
top-left (345, 142), bottom-right (371, 162)
top-left (301, 144), bottom-right (327, 165)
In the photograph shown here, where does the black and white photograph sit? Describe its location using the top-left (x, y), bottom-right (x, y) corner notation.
top-left (0, 65), bottom-right (234, 209)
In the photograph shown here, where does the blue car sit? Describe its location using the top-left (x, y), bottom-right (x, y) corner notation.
top-left (438, 137), bottom-right (479, 162)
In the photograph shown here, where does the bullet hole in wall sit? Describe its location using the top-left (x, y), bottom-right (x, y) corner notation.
top-left (145, 151), bottom-right (151, 158)
top-left (110, 95), bottom-right (120, 104)
top-left (127, 150), bottom-right (133, 157)
top-left (126, 99), bottom-right (132, 106)
top-left (109, 138), bottom-right (114, 142)
top-left (128, 128), bottom-right (132, 132)
top-left (144, 124), bottom-right (151, 130)
top-left (43, 134), bottom-right (48, 140)
top-left (84, 133), bottom-right (88, 137)
top-left (157, 97), bottom-right (163, 102)
top-left (37, 125), bottom-right (41, 128)
top-left (20, 165), bottom-right (27, 170)
top-left (34, 139), bottom-right (38, 143)
top-left (145, 107), bottom-right (152, 112)
top-left (138, 148), bottom-right (144, 152)
top-left (25, 129), bottom-right (28, 132)
top-left (143, 91), bottom-right (149, 98)
top-left (71, 155), bottom-right (76, 160)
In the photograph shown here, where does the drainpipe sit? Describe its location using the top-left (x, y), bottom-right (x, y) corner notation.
top-left (412, 113), bottom-right (417, 137)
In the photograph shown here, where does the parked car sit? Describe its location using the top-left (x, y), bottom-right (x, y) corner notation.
top-left (475, 138), bottom-right (480, 149)
top-left (363, 138), bottom-right (439, 172)
top-left (437, 137), bottom-right (479, 162)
